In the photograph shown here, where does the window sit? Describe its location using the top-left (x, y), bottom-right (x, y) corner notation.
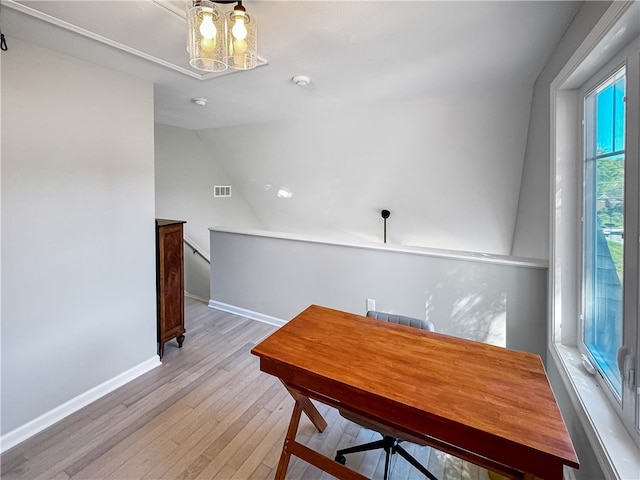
top-left (551, 3), bottom-right (640, 476)
top-left (582, 67), bottom-right (626, 397)
top-left (578, 46), bottom-right (639, 447)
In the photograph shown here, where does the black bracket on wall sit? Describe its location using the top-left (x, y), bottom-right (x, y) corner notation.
top-left (381, 209), bottom-right (390, 243)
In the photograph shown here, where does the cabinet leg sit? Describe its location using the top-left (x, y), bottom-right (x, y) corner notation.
top-left (177, 334), bottom-right (185, 348)
top-left (159, 342), bottom-right (164, 359)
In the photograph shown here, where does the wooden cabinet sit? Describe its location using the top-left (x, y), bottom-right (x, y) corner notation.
top-left (156, 219), bottom-right (186, 358)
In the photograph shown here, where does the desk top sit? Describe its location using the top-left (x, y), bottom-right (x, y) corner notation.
top-left (251, 305), bottom-right (579, 479)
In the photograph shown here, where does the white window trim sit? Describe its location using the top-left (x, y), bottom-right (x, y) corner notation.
top-left (550, 346), bottom-right (638, 479)
top-left (550, 2), bottom-right (640, 479)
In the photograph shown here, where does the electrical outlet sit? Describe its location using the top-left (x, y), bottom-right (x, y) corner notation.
top-left (367, 298), bottom-right (376, 312)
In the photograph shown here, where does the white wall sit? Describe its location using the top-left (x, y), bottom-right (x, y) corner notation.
top-left (1, 39), bottom-right (158, 439)
top-left (210, 228), bottom-right (548, 356)
top-left (154, 124), bottom-right (264, 298)
top-left (511, 2), bottom-right (612, 260)
top-left (198, 86), bottom-right (532, 256)
top-left (511, 2), bottom-right (612, 479)
top-left (154, 124), bottom-right (264, 252)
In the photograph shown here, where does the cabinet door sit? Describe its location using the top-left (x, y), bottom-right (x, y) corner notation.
top-left (158, 223), bottom-right (184, 340)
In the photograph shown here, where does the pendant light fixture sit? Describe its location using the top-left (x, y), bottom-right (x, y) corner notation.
top-left (187, 0), bottom-right (227, 72)
top-left (187, 0), bottom-right (257, 72)
top-left (226, 2), bottom-right (257, 70)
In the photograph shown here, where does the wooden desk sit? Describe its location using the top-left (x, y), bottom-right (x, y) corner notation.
top-left (251, 305), bottom-right (579, 480)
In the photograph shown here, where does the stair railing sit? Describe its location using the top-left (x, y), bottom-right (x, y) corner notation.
top-left (184, 235), bottom-right (210, 264)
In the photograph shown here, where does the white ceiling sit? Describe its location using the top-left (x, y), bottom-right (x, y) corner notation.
top-left (3, 1), bottom-right (582, 130)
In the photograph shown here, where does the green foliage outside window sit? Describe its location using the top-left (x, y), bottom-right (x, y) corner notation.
top-left (596, 155), bottom-right (624, 281)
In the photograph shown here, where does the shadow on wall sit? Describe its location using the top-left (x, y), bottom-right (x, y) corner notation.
top-left (208, 229), bottom-right (546, 355)
top-left (425, 268), bottom-right (507, 347)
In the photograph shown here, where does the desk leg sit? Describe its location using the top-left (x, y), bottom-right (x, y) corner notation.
top-left (275, 400), bottom-right (304, 480)
top-left (275, 398), bottom-right (370, 480)
top-left (294, 394), bottom-right (327, 432)
top-left (283, 382), bottom-right (327, 433)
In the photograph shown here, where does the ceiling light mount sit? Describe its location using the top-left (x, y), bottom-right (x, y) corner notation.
top-left (187, 0), bottom-right (257, 72)
top-left (292, 75), bottom-right (311, 87)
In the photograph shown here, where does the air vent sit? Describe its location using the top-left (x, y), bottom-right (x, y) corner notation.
top-left (214, 186), bottom-right (232, 197)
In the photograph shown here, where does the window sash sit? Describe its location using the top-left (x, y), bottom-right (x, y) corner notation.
top-left (582, 68), bottom-right (626, 399)
top-left (578, 45), bottom-right (639, 446)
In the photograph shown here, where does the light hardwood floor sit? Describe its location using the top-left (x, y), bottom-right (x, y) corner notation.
top-left (1, 298), bottom-right (490, 480)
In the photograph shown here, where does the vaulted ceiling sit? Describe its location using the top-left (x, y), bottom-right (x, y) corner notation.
top-left (4, 1), bottom-right (586, 255)
top-left (4, 1), bottom-right (581, 130)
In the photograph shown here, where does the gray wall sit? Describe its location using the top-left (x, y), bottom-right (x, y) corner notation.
top-left (184, 248), bottom-right (211, 301)
top-left (210, 229), bottom-right (548, 356)
top-left (1, 40), bottom-right (157, 436)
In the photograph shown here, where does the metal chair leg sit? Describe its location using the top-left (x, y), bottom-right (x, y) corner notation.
top-left (394, 444), bottom-right (439, 480)
top-left (382, 441), bottom-right (394, 480)
top-left (336, 434), bottom-right (439, 480)
top-left (336, 438), bottom-right (387, 457)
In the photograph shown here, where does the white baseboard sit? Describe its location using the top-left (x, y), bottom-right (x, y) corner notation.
top-left (208, 300), bottom-right (286, 327)
top-left (0, 356), bottom-right (161, 453)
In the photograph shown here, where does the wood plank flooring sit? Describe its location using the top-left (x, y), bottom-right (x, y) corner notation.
top-left (1, 298), bottom-right (490, 480)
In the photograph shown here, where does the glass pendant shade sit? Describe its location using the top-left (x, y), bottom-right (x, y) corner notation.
top-left (187, 0), bottom-right (227, 72)
top-left (226, 4), bottom-right (257, 70)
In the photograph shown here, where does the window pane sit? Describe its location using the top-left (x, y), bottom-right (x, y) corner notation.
top-left (584, 69), bottom-right (625, 397)
top-left (614, 76), bottom-right (626, 152)
top-left (596, 85), bottom-right (614, 154)
top-left (597, 156), bottom-right (625, 243)
top-left (585, 154), bottom-right (624, 395)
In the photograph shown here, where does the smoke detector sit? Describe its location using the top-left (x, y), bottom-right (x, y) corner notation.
top-left (291, 75), bottom-right (311, 87)
top-left (191, 97), bottom-right (207, 107)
